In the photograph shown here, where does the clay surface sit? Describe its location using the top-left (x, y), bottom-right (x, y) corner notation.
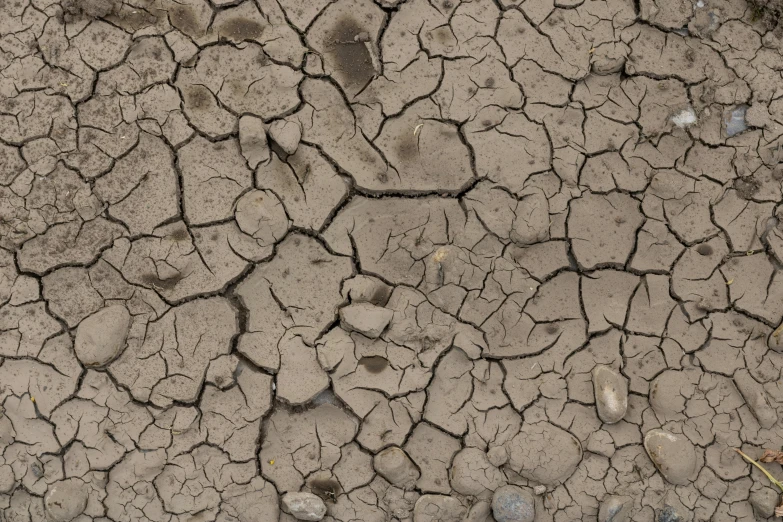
top-left (3, 0), bottom-right (783, 521)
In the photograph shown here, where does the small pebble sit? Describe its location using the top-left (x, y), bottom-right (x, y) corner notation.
top-left (487, 446), bottom-right (508, 467)
top-left (491, 485), bottom-right (535, 522)
top-left (373, 446), bottom-right (420, 488)
top-left (592, 365), bottom-right (628, 424)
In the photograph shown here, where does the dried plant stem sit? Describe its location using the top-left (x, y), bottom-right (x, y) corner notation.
top-left (735, 448), bottom-right (783, 492)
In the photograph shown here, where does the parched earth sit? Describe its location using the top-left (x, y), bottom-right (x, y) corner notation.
top-left (3, 0), bottom-right (783, 521)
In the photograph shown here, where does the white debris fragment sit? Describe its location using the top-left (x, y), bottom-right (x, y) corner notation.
top-left (282, 492), bottom-right (327, 521)
top-left (671, 107), bottom-right (697, 128)
top-left (725, 105), bottom-right (749, 137)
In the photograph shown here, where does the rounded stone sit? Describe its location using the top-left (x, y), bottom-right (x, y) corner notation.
top-left (491, 485), bottom-right (535, 522)
top-left (74, 305), bottom-right (131, 367)
top-left (235, 189), bottom-right (289, 246)
top-left (373, 446), bottom-right (420, 488)
top-left (598, 495), bottom-right (632, 522)
top-left (487, 445), bottom-right (508, 467)
top-left (44, 478), bottom-right (89, 522)
top-left (592, 365), bottom-right (628, 424)
top-left (644, 429), bottom-right (696, 485)
top-left (282, 491), bottom-right (327, 521)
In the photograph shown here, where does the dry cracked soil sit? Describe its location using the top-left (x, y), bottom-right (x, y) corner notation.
top-left (4, 0), bottom-right (783, 521)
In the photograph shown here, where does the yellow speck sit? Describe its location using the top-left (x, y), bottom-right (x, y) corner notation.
top-left (59, 83), bottom-right (68, 87)
top-left (589, 48), bottom-right (596, 53)
top-left (30, 397), bottom-right (35, 403)
top-left (413, 123), bottom-right (424, 137)
top-left (171, 429), bottom-right (182, 435)
top-left (774, 323), bottom-right (783, 342)
top-left (726, 279), bottom-right (734, 285)
top-left (747, 250), bottom-right (755, 255)
top-left (269, 459), bottom-right (275, 465)
top-left (432, 248), bottom-right (448, 263)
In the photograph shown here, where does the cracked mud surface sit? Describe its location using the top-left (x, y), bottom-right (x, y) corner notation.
top-left (4, 0), bottom-right (783, 521)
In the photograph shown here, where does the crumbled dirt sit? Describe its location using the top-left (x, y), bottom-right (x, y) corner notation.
top-left (4, 0), bottom-right (783, 521)
top-left (61, 0), bottom-right (118, 20)
top-left (750, 0), bottom-right (783, 31)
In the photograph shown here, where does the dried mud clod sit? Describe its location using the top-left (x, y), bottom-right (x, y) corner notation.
top-left (750, 0), bottom-right (783, 32)
top-left (61, 0), bottom-right (119, 20)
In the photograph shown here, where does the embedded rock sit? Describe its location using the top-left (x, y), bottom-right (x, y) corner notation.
top-left (74, 305), bottom-right (131, 367)
top-left (491, 485), bottom-right (535, 522)
top-left (592, 365), bottom-right (628, 424)
top-left (44, 479), bottom-right (89, 522)
top-left (644, 429), bottom-right (696, 485)
top-left (374, 446), bottom-right (420, 489)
